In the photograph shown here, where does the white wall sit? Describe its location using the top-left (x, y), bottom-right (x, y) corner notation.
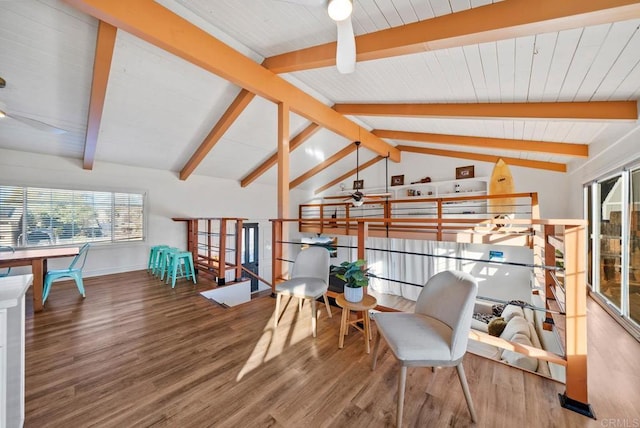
top-left (0, 148), bottom-right (308, 283)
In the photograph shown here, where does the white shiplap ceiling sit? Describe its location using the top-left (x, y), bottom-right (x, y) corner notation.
top-left (0, 0), bottom-right (639, 194)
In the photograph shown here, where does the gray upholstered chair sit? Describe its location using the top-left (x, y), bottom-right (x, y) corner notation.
top-left (371, 270), bottom-right (479, 427)
top-left (274, 246), bottom-right (332, 337)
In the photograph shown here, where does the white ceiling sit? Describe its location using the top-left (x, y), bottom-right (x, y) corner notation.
top-left (0, 0), bottom-right (639, 194)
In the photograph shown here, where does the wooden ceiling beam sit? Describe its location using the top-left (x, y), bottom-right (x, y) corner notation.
top-left (314, 156), bottom-right (384, 195)
top-left (373, 130), bottom-right (588, 158)
top-left (83, 21), bottom-right (116, 170)
top-left (66, 0), bottom-right (400, 163)
top-left (397, 145), bottom-right (566, 172)
top-left (290, 144), bottom-right (356, 189)
top-left (335, 101), bottom-right (637, 121)
top-left (241, 122), bottom-right (321, 188)
top-left (263, 0), bottom-right (640, 73)
top-left (180, 89), bottom-right (255, 180)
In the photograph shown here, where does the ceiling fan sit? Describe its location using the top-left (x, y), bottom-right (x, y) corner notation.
top-left (325, 141), bottom-right (391, 207)
top-left (280, 0), bottom-right (356, 74)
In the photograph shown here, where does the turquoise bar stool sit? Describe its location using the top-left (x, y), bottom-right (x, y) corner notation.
top-left (148, 245), bottom-right (168, 273)
top-left (157, 247), bottom-right (179, 281)
top-left (43, 243), bottom-right (90, 303)
top-left (166, 250), bottom-right (196, 288)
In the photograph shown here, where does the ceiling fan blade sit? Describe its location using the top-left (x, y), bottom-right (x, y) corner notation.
top-left (5, 113), bottom-right (67, 134)
top-left (335, 17), bottom-right (355, 74)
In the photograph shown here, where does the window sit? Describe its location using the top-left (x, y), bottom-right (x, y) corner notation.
top-left (0, 185), bottom-right (144, 248)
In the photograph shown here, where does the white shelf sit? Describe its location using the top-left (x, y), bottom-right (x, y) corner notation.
top-left (322, 177), bottom-right (488, 201)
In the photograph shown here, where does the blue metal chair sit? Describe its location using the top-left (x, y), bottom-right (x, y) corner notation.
top-left (0, 246), bottom-right (15, 277)
top-left (43, 243), bottom-right (90, 303)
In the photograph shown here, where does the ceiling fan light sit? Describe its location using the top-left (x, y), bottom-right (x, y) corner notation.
top-left (0, 109), bottom-right (5, 118)
top-left (328, 0), bottom-right (352, 21)
top-left (352, 198), bottom-right (364, 207)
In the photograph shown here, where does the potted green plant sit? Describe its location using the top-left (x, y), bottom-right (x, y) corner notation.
top-left (331, 259), bottom-right (370, 302)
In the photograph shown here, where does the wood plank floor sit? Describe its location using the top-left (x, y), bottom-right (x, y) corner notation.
top-left (24, 270), bottom-right (640, 427)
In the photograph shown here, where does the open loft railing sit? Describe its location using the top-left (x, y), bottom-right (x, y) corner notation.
top-left (271, 193), bottom-right (592, 417)
top-left (173, 217), bottom-right (245, 285)
top-left (299, 192), bottom-right (540, 244)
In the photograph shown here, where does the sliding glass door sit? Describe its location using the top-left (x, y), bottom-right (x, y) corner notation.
top-left (630, 170), bottom-right (640, 325)
top-left (586, 167), bottom-right (640, 331)
top-left (598, 175), bottom-right (623, 310)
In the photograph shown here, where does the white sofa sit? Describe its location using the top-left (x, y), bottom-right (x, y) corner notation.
top-left (468, 301), bottom-right (552, 377)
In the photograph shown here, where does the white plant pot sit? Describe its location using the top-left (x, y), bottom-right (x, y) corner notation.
top-left (344, 285), bottom-right (363, 303)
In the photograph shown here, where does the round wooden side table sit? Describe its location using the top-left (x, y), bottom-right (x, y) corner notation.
top-left (335, 293), bottom-right (377, 354)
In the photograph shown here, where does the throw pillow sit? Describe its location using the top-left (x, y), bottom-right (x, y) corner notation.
top-left (472, 312), bottom-right (494, 324)
top-left (487, 317), bottom-right (507, 336)
top-left (501, 304), bottom-right (525, 322)
top-left (492, 303), bottom-right (505, 317)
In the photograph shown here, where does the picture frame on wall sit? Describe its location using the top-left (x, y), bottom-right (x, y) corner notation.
top-left (353, 180), bottom-right (364, 190)
top-left (455, 165), bottom-right (475, 179)
top-left (391, 175), bottom-right (404, 186)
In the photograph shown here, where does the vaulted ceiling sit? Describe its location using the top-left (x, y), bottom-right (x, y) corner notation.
top-left (0, 0), bottom-right (639, 195)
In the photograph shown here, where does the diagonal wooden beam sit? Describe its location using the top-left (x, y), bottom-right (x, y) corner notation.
top-left (66, 0), bottom-right (400, 163)
top-left (241, 122), bottom-right (321, 187)
top-left (84, 20), bottom-right (116, 170)
top-left (263, 0), bottom-right (640, 73)
top-left (397, 145), bottom-right (566, 172)
top-left (373, 130), bottom-right (589, 158)
top-left (335, 101), bottom-right (637, 121)
top-left (180, 89), bottom-right (255, 180)
top-left (290, 144), bottom-right (357, 189)
top-left (315, 156), bottom-right (384, 195)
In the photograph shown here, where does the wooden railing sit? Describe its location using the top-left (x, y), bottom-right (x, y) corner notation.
top-left (173, 217), bottom-right (245, 285)
top-left (298, 192), bottom-right (539, 244)
top-left (271, 201), bottom-right (591, 413)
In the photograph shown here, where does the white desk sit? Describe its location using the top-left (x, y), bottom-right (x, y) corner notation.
top-left (0, 274), bottom-right (32, 428)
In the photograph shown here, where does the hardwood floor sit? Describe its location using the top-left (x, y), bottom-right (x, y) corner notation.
top-left (24, 270), bottom-right (640, 427)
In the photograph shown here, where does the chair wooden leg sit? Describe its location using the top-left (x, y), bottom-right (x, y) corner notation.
top-left (397, 365), bottom-right (407, 428)
top-left (274, 293), bottom-right (282, 328)
top-left (363, 310), bottom-right (371, 354)
top-left (323, 293), bottom-right (332, 318)
top-left (456, 363), bottom-right (477, 423)
top-left (298, 297), bottom-right (303, 312)
top-left (339, 307), bottom-right (347, 349)
top-left (371, 332), bottom-right (382, 370)
top-left (311, 299), bottom-right (317, 337)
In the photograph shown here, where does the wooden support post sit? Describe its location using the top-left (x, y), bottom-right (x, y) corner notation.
top-left (529, 193), bottom-right (540, 248)
top-left (358, 221), bottom-right (368, 296)
top-left (272, 220), bottom-right (283, 295)
top-left (188, 219), bottom-right (197, 272)
top-left (357, 221), bottom-right (367, 260)
top-left (437, 199), bottom-right (443, 241)
top-left (560, 224), bottom-right (594, 418)
top-left (235, 219), bottom-right (243, 281)
top-left (219, 218), bottom-right (227, 285)
top-left (207, 219), bottom-right (213, 271)
top-left (544, 224), bottom-right (556, 330)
